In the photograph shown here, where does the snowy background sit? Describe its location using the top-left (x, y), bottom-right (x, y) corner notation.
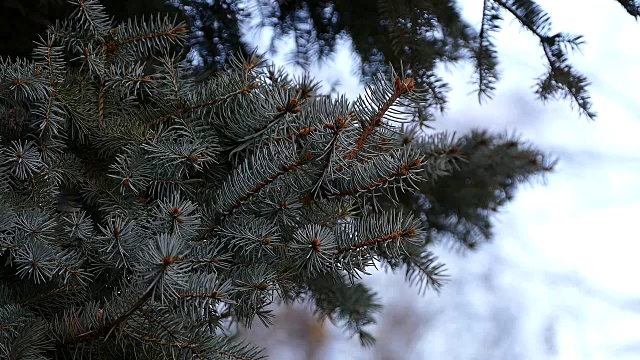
top-left (241, 0), bottom-right (640, 358)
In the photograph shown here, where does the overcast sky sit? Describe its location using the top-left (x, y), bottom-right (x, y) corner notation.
top-left (242, 0), bottom-right (640, 358)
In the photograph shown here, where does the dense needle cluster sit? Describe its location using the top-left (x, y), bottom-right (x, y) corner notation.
top-left (0, 1), bottom-right (555, 359)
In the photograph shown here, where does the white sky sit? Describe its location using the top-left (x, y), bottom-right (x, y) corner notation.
top-left (241, 0), bottom-right (640, 358)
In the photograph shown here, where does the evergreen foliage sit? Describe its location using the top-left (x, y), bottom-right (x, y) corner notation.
top-left (5, 1), bottom-right (639, 122)
top-left (178, 0), bottom-right (639, 123)
top-left (0, 0), bottom-right (176, 59)
top-left (0, 2), bottom-right (557, 359)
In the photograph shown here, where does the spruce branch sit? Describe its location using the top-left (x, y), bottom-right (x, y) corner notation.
top-left (334, 211), bottom-right (422, 262)
top-left (404, 251), bottom-right (449, 294)
top-left (112, 14), bottom-right (188, 55)
top-left (214, 148), bottom-right (314, 217)
top-left (146, 88), bottom-right (251, 127)
top-left (1, 140), bottom-right (45, 180)
top-left (289, 224), bottom-right (337, 277)
top-left (306, 276), bottom-right (381, 348)
top-left (97, 79), bottom-right (105, 128)
top-left (344, 76), bottom-right (416, 162)
top-left (178, 273), bottom-right (232, 303)
top-left (121, 327), bottom-right (205, 358)
top-left (474, 0), bottom-right (502, 101)
top-left (309, 108), bottom-right (355, 195)
top-left (103, 271), bottom-right (163, 340)
top-left (0, 57), bottom-right (49, 102)
top-left (32, 33), bottom-right (66, 153)
top-left (330, 148), bottom-right (424, 205)
top-left (69, 0), bottom-right (112, 39)
top-left (495, 0), bottom-right (595, 118)
top-left (335, 224), bottom-right (419, 256)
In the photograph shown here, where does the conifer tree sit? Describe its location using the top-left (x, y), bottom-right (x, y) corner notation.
top-left (2, 1), bottom-right (635, 251)
top-left (0, 2), bottom-right (556, 359)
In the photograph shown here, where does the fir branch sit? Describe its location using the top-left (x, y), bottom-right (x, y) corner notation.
top-left (0, 57), bottom-right (49, 101)
top-left (495, 0), bottom-right (595, 118)
top-left (474, 0), bottom-right (502, 101)
top-left (213, 337), bottom-right (265, 360)
top-left (97, 79), bottom-right (105, 128)
top-left (330, 149), bottom-right (424, 200)
top-left (188, 87), bottom-right (253, 113)
top-left (145, 87), bottom-right (252, 127)
top-left (123, 328), bottom-right (204, 357)
top-left (165, 54), bottom-right (181, 107)
top-left (118, 22), bottom-right (187, 48)
top-left (215, 150), bottom-right (314, 217)
top-left (178, 291), bottom-right (226, 300)
top-left (128, 306), bottom-right (210, 358)
top-left (343, 76), bottom-right (415, 162)
top-left (311, 112), bottom-right (354, 194)
top-left (227, 95), bottom-right (307, 157)
top-left (335, 227), bottom-right (417, 255)
top-left (54, 255), bottom-right (90, 286)
top-left (56, 237), bottom-right (191, 345)
top-left (306, 276), bottom-right (381, 348)
top-left (147, 53), bottom-right (262, 128)
top-left (109, 14), bottom-right (187, 57)
top-left (286, 125), bottom-right (318, 140)
top-left (32, 33), bottom-right (66, 153)
top-left (69, 0), bottom-right (112, 38)
top-left (331, 165), bottom-right (417, 197)
top-left (103, 272), bottom-right (162, 340)
top-left (403, 251), bottom-right (449, 294)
